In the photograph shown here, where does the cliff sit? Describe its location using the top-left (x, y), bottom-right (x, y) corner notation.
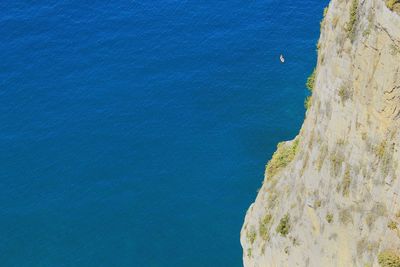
top-left (240, 0), bottom-right (400, 266)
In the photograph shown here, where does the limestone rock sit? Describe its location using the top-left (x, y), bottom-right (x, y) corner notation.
top-left (241, 0), bottom-right (400, 266)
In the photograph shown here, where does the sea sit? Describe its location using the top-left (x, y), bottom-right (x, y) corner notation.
top-left (0, 0), bottom-right (327, 266)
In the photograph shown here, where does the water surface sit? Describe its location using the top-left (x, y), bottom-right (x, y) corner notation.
top-left (0, 0), bottom-right (326, 266)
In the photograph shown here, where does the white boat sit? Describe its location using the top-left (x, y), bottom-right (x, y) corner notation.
top-left (280, 54), bottom-right (285, 63)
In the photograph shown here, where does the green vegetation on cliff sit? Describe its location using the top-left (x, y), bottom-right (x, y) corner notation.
top-left (378, 250), bottom-right (400, 267)
top-left (346, 0), bottom-right (359, 40)
top-left (386, 0), bottom-right (400, 12)
top-left (276, 214), bottom-right (290, 237)
top-left (266, 138), bottom-right (299, 179)
top-left (306, 69), bottom-right (316, 91)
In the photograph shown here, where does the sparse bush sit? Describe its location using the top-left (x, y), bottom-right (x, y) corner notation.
top-left (326, 213), bottom-right (333, 223)
top-left (390, 44), bottom-right (400, 56)
top-left (362, 132), bottom-right (367, 140)
top-left (276, 214), bottom-right (290, 237)
top-left (357, 238), bottom-right (368, 256)
top-left (323, 7), bottom-right (329, 17)
top-left (337, 139), bottom-right (345, 145)
top-left (266, 138), bottom-right (299, 179)
top-left (247, 248), bottom-right (252, 257)
top-left (314, 199), bottom-right (322, 208)
top-left (342, 167), bottom-right (351, 196)
top-left (317, 145), bottom-right (328, 171)
top-left (332, 16), bottom-right (339, 28)
top-left (330, 151), bottom-right (344, 177)
top-left (376, 141), bottom-right (387, 159)
top-left (373, 202), bottom-right (388, 217)
top-left (363, 12), bottom-right (374, 37)
top-left (396, 210), bottom-right (400, 218)
top-left (378, 250), bottom-right (400, 267)
top-left (363, 28), bottom-right (371, 37)
top-left (339, 209), bottom-right (353, 225)
top-left (267, 192), bottom-right (278, 209)
top-left (366, 213), bottom-right (376, 230)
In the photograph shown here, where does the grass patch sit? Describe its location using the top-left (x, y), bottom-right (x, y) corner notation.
top-left (390, 44), bottom-right (400, 56)
top-left (317, 145), bottom-right (328, 171)
top-left (247, 248), bottom-right (252, 257)
top-left (366, 213), bottom-right (376, 230)
top-left (396, 210), bottom-right (400, 218)
top-left (330, 151), bottom-right (344, 177)
top-left (339, 209), bottom-right (353, 225)
top-left (378, 250), bottom-right (400, 267)
top-left (276, 214), bottom-right (290, 237)
top-left (363, 12), bottom-right (374, 37)
top-left (266, 138), bottom-right (299, 179)
top-left (375, 141), bottom-right (387, 159)
top-left (342, 166), bottom-right (351, 197)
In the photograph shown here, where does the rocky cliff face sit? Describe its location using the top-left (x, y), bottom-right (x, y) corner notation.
top-left (240, 0), bottom-right (400, 266)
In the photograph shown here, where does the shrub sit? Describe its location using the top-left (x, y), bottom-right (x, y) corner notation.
top-left (326, 213), bottom-right (333, 223)
top-left (304, 96), bottom-right (312, 110)
top-left (388, 220), bottom-right (398, 230)
top-left (306, 69), bottom-right (316, 91)
top-left (266, 138), bottom-right (299, 179)
top-left (276, 214), bottom-right (290, 237)
top-left (346, 0), bottom-right (359, 40)
top-left (378, 250), bottom-right (400, 267)
top-left (259, 214), bottom-right (272, 241)
top-left (246, 228), bottom-right (257, 244)
top-left (386, 0), bottom-right (400, 10)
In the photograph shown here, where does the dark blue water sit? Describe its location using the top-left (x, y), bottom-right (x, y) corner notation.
top-left (0, 1), bottom-right (326, 266)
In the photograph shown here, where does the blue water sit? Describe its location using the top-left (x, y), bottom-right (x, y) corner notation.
top-left (0, 1), bottom-right (326, 266)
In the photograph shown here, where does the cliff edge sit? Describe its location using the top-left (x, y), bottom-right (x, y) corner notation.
top-left (241, 0), bottom-right (400, 266)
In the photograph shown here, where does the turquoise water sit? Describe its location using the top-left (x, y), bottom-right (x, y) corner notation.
top-left (0, 1), bottom-right (326, 266)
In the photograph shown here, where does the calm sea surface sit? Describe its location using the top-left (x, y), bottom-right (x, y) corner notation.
top-left (0, 1), bottom-right (326, 266)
